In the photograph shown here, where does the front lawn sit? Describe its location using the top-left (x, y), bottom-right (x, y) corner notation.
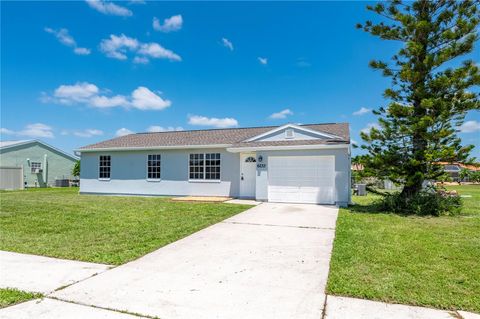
top-left (0, 288), bottom-right (42, 308)
top-left (0, 188), bottom-right (251, 265)
top-left (327, 184), bottom-right (480, 313)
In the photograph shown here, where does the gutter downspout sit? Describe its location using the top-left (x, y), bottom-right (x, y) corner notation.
top-left (43, 154), bottom-right (48, 187)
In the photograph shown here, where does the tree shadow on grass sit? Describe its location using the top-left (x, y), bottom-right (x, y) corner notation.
top-left (347, 201), bottom-right (385, 214)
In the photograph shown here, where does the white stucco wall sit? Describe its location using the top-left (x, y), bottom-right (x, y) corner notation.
top-left (80, 146), bottom-right (351, 205)
top-left (80, 148), bottom-right (240, 197)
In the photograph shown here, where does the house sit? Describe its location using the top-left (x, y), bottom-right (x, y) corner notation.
top-left (0, 140), bottom-right (78, 189)
top-left (436, 162), bottom-right (480, 182)
top-left (77, 123), bottom-right (351, 206)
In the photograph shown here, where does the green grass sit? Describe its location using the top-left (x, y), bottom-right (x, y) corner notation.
top-left (0, 188), bottom-right (252, 265)
top-left (327, 184), bottom-right (480, 313)
top-left (0, 288), bottom-right (42, 308)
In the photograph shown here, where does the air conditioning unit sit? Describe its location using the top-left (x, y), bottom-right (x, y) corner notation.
top-left (34, 168), bottom-right (43, 174)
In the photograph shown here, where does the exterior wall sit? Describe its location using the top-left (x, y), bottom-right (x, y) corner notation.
top-left (0, 142), bottom-right (77, 187)
top-left (80, 148), bottom-right (240, 197)
top-left (254, 148), bottom-right (351, 206)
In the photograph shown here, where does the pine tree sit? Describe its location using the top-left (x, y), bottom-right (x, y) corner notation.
top-left (357, 0), bottom-right (480, 199)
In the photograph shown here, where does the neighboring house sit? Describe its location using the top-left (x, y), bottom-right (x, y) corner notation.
top-left (436, 162), bottom-right (480, 182)
top-left (0, 140), bottom-right (78, 188)
top-left (77, 123), bottom-right (351, 206)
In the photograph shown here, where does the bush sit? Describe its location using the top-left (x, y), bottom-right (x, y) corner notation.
top-left (377, 187), bottom-right (462, 216)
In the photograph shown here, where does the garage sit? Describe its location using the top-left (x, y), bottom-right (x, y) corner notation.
top-left (267, 155), bottom-right (335, 204)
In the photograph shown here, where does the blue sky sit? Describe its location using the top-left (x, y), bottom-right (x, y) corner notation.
top-left (1, 1), bottom-right (479, 158)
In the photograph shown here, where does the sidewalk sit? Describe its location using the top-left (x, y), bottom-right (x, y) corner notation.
top-left (324, 296), bottom-right (480, 319)
top-left (0, 251), bottom-right (111, 294)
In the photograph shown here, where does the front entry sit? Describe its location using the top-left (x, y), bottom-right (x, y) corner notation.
top-left (239, 153), bottom-right (256, 198)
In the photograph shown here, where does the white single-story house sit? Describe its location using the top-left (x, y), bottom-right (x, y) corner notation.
top-left (77, 123), bottom-right (351, 206)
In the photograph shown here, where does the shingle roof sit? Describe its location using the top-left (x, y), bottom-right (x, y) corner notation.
top-left (0, 140), bottom-right (33, 148)
top-left (0, 139), bottom-right (78, 160)
top-left (79, 123), bottom-right (350, 150)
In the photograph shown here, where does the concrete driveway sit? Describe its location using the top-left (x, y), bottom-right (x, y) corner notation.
top-left (52, 203), bottom-right (338, 319)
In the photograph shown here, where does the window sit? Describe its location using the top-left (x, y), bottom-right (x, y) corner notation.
top-left (189, 153), bottom-right (221, 180)
top-left (285, 129), bottom-right (294, 139)
top-left (245, 156), bottom-right (256, 163)
top-left (31, 162), bottom-right (42, 173)
top-left (99, 155), bottom-right (111, 179)
top-left (147, 154), bottom-right (161, 179)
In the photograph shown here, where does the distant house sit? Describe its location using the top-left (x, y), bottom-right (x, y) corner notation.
top-left (77, 123), bottom-right (352, 206)
top-left (436, 162), bottom-right (480, 182)
top-left (0, 140), bottom-right (78, 189)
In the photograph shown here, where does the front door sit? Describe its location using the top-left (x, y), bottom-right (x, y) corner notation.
top-left (239, 153), bottom-right (256, 198)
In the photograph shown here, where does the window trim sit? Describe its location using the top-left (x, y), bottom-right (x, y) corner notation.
top-left (98, 155), bottom-right (111, 181)
top-left (146, 154), bottom-right (161, 181)
top-left (188, 153), bottom-right (221, 182)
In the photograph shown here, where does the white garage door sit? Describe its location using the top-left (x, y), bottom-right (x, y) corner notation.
top-left (268, 156), bottom-right (335, 204)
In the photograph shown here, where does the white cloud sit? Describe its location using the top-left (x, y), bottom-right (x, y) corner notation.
top-left (44, 82), bottom-right (171, 111)
top-left (89, 95), bottom-right (129, 108)
top-left (361, 123), bottom-right (381, 134)
top-left (459, 120), bottom-right (480, 133)
top-left (269, 109), bottom-right (293, 119)
top-left (296, 57), bottom-right (311, 68)
top-left (153, 15), bottom-right (183, 32)
top-left (54, 82), bottom-right (99, 104)
top-left (99, 34), bottom-right (139, 60)
top-left (99, 34), bottom-right (181, 62)
top-left (131, 87), bottom-right (171, 110)
top-left (147, 125), bottom-right (184, 132)
top-left (116, 128), bottom-right (134, 137)
top-left (45, 27), bottom-right (91, 55)
top-left (353, 107), bottom-right (371, 116)
top-left (0, 128), bottom-right (15, 135)
top-left (73, 129), bottom-right (104, 137)
top-left (133, 56), bottom-right (149, 64)
top-left (258, 57), bottom-right (268, 65)
top-left (188, 115), bottom-right (238, 128)
top-left (73, 47), bottom-right (91, 55)
top-left (45, 27), bottom-right (75, 46)
top-left (221, 38), bottom-right (234, 51)
top-left (85, 0), bottom-right (132, 16)
top-left (138, 42), bottom-right (181, 61)
top-left (1, 123), bottom-right (55, 138)
top-left (19, 123), bottom-right (55, 138)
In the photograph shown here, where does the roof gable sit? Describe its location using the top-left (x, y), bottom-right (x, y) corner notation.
top-left (244, 124), bottom-right (342, 143)
top-left (0, 139), bottom-right (78, 161)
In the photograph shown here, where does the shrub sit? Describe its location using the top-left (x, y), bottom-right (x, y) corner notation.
top-left (377, 187), bottom-right (462, 216)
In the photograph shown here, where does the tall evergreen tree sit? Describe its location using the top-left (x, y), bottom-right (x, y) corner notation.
top-left (357, 0), bottom-right (480, 198)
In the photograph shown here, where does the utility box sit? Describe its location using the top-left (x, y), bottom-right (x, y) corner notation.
top-left (356, 184), bottom-right (367, 196)
top-left (55, 179), bottom-right (70, 187)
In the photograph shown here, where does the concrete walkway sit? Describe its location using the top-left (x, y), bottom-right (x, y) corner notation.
top-left (325, 296), bottom-right (480, 319)
top-left (0, 298), bottom-right (147, 319)
top-left (51, 203), bottom-right (338, 319)
top-left (0, 251), bottom-right (111, 294)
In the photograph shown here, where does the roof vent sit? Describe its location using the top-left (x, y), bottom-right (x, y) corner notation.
top-left (285, 129), bottom-right (294, 139)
